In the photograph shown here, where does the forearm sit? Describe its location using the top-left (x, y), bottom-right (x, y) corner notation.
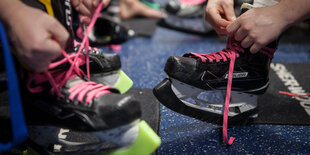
top-left (276, 0), bottom-right (310, 25)
top-left (0, 0), bottom-right (25, 24)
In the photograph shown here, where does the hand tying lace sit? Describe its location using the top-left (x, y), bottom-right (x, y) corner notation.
top-left (26, 1), bottom-right (109, 105)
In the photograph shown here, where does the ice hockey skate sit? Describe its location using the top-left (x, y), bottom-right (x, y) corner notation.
top-left (77, 15), bottom-right (135, 46)
top-left (18, 0), bottom-right (161, 154)
top-left (154, 3), bottom-right (277, 126)
top-left (73, 40), bottom-right (133, 94)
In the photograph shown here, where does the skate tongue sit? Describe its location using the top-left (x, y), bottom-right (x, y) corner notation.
top-left (65, 76), bottom-right (85, 88)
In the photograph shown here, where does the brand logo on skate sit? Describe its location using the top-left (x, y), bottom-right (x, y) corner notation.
top-left (53, 128), bottom-right (70, 152)
top-left (224, 72), bottom-right (248, 79)
top-left (271, 63), bottom-right (310, 115)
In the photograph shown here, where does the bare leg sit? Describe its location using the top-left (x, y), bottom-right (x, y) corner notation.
top-left (119, 0), bottom-right (163, 19)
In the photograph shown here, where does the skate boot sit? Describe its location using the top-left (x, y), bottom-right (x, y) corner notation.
top-left (76, 15), bottom-right (135, 46)
top-left (153, 2), bottom-right (277, 145)
top-left (73, 40), bottom-right (133, 94)
top-left (20, 0), bottom-right (161, 153)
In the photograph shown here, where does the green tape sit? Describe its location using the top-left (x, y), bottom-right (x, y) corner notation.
top-left (114, 70), bottom-right (133, 94)
top-left (106, 120), bottom-right (161, 155)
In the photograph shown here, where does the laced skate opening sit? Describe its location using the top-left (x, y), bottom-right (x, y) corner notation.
top-left (188, 41), bottom-right (244, 63)
top-left (26, 1), bottom-right (110, 105)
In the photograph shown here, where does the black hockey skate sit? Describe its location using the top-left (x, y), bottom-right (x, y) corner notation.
top-left (154, 3), bottom-right (277, 126)
top-left (20, 1), bottom-right (161, 154)
top-left (74, 40), bottom-right (133, 94)
top-left (77, 15), bottom-right (135, 46)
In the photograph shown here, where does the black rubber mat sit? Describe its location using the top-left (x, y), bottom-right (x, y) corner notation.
top-left (254, 62), bottom-right (310, 125)
top-left (122, 18), bottom-right (160, 37)
top-left (126, 88), bottom-right (161, 134)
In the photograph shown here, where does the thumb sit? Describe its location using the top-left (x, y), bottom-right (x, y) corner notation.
top-left (224, 6), bottom-right (236, 22)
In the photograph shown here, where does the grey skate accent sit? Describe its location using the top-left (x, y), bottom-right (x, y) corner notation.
top-left (90, 70), bottom-right (120, 87)
top-left (27, 120), bottom-right (139, 154)
top-left (65, 76), bottom-right (85, 88)
top-left (170, 78), bottom-right (257, 117)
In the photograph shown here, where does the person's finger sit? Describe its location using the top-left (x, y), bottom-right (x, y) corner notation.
top-left (80, 16), bottom-right (91, 25)
top-left (215, 26), bottom-right (228, 36)
top-left (226, 19), bottom-right (240, 36)
top-left (75, 3), bottom-right (92, 17)
top-left (30, 61), bottom-right (50, 72)
top-left (241, 36), bottom-right (254, 48)
top-left (207, 9), bottom-right (231, 28)
top-left (95, 0), bottom-right (111, 8)
top-left (234, 27), bottom-right (247, 41)
top-left (223, 3), bottom-right (236, 21)
top-left (42, 39), bottom-right (63, 60)
top-left (82, 0), bottom-right (95, 13)
top-left (46, 18), bottom-right (69, 50)
top-left (92, 0), bottom-right (100, 7)
top-left (249, 42), bottom-right (263, 54)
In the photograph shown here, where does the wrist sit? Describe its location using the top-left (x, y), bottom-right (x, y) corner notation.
top-left (276, 0), bottom-right (310, 25)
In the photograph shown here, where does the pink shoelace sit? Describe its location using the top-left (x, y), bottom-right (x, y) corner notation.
top-left (189, 39), bottom-right (245, 145)
top-left (27, 1), bottom-right (109, 104)
top-left (279, 91), bottom-right (310, 97)
top-left (190, 39), bottom-right (276, 145)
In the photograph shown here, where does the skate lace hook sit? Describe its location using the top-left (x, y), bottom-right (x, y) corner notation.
top-left (43, 0), bottom-right (106, 98)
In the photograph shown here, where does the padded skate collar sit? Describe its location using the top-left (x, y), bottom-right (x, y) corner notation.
top-left (253, 62), bottom-right (310, 125)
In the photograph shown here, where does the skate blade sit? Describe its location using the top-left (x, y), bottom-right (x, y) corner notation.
top-left (24, 121), bottom-right (160, 155)
top-left (90, 70), bottom-right (133, 94)
top-left (153, 78), bottom-right (257, 125)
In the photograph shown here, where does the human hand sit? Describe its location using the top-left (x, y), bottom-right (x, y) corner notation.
top-left (205, 0), bottom-right (236, 36)
top-left (71, 0), bottom-right (111, 25)
top-left (226, 5), bottom-right (288, 53)
top-left (7, 4), bottom-right (69, 72)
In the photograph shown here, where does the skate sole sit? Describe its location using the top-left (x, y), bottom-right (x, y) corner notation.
top-left (153, 78), bottom-right (257, 125)
top-left (23, 120), bottom-right (161, 155)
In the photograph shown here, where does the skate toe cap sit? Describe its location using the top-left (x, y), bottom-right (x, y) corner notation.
top-left (164, 56), bottom-right (200, 81)
top-left (97, 93), bottom-right (141, 129)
